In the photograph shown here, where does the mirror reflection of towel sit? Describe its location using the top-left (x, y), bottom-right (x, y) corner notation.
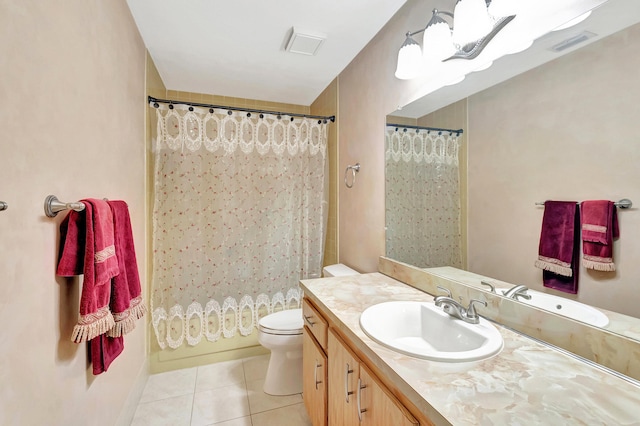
top-left (534, 201), bottom-right (580, 294)
top-left (581, 200), bottom-right (619, 272)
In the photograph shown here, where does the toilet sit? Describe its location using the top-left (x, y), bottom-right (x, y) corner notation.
top-left (257, 263), bottom-right (359, 396)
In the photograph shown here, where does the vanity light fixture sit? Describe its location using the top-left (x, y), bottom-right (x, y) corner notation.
top-left (552, 10), bottom-right (592, 31)
top-left (395, 0), bottom-right (517, 79)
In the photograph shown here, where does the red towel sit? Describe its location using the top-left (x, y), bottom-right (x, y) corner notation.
top-left (107, 200), bottom-right (146, 337)
top-left (581, 200), bottom-right (619, 272)
top-left (91, 334), bottom-right (124, 375)
top-left (57, 199), bottom-right (119, 342)
top-left (534, 201), bottom-right (580, 294)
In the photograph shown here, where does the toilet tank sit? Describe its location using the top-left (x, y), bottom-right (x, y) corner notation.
top-left (322, 264), bottom-right (360, 277)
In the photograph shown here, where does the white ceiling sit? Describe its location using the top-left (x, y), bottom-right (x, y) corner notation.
top-left (126, 0), bottom-right (407, 105)
top-left (127, 0), bottom-right (640, 112)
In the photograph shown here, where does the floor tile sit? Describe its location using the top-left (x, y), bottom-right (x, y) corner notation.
top-left (196, 359), bottom-right (245, 392)
top-left (242, 354), bottom-right (270, 382)
top-left (246, 378), bottom-right (302, 414)
top-left (251, 402), bottom-right (311, 426)
top-left (130, 393), bottom-right (193, 426)
top-left (190, 384), bottom-right (250, 426)
top-left (139, 367), bottom-right (198, 404)
top-left (210, 417), bottom-right (252, 426)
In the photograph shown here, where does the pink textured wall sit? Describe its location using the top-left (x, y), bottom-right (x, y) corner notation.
top-left (468, 23), bottom-right (640, 317)
top-left (0, 1), bottom-right (147, 424)
top-left (337, 0), bottom-right (433, 272)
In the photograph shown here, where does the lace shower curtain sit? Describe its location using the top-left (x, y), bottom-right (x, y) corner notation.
top-left (151, 104), bottom-right (328, 349)
top-left (385, 126), bottom-right (461, 268)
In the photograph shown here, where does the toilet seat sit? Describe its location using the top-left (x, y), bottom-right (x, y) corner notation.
top-left (258, 309), bottom-right (303, 335)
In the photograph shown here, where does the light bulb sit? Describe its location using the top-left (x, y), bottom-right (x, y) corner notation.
top-left (453, 0), bottom-right (493, 46)
top-left (395, 35), bottom-right (423, 80)
top-left (423, 13), bottom-right (457, 62)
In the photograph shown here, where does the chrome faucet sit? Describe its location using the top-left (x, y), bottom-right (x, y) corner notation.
top-left (502, 284), bottom-right (531, 300)
top-left (434, 296), bottom-right (487, 324)
top-left (480, 281), bottom-right (496, 293)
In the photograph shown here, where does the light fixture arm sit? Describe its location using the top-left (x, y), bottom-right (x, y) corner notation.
top-left (445, 14), bottom-right (515, 60)
top-left (407, 9), bottom-right (454, 38)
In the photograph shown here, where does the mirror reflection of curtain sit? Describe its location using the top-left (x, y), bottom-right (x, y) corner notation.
top-left (385, 126), bottom-right (461, 268)
top-left (151, 104), bottom-right (328, 349)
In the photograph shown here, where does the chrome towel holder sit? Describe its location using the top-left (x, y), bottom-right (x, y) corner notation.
top-left (344, 163), bottom-right (361, 189)
top-left (44, 195), bottom-right (86, 217)
top-left (535, 199), bottom-right (633, 209)
top-left (0, 201), bottom-right (7, 212)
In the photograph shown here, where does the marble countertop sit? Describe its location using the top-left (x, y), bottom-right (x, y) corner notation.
top-left (300, 273), bottom-right (640, 426)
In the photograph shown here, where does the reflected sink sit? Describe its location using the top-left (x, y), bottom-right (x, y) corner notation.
top-left (359, 301), bottom-right (503, 362)
top-left (519, 290), bottom-right (610, 327)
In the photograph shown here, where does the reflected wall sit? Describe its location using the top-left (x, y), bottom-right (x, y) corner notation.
top-left (467, 23), bottom-right (640, 318)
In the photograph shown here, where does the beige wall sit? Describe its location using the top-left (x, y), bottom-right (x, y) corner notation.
top-left (337, 0), bottom-right (434, 273)
top-left (468, 23), bottom-right (640, 317)
top-left (0, 1), bottom-right (148, 425)
top-left (311, 79), bottom-right (339, 266)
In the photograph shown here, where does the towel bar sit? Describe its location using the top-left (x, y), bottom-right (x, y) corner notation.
top-left (0, 201), bottom-right (7, 212)
top-left (44, 195), bottom-right (85, 217)
top-left (535, 199), bottom-right (632, 209)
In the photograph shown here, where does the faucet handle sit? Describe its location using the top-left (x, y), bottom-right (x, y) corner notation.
top-left (436, 286), bottom-right (452, 298)
top-left (480, 281), bottom-right (496, 293)
top-left (466, 299), bottom-right (487, 320)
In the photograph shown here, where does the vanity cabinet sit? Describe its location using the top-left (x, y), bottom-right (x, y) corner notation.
top-left (303, 329), bottom-right (327, 426)
top-left (303, 296), bottom-right (425, 426)
top-left (302, 298), bottom-right (329, 426)
top-left (328, 329), bottom-right (418, 426)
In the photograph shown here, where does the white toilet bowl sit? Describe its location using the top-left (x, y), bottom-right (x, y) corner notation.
top-left (258, 264), bottom-right (360, 396)
top-left (258, 308), bottom-right (304, 396)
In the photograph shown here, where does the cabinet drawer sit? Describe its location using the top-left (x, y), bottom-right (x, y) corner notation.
top-left (303, 298), bottom-right (328, 350)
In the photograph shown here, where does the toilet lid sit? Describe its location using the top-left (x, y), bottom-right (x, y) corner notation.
top-left (258, 309), bottom-right (303, 335)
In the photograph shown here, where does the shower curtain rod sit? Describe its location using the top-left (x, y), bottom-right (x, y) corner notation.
top-left (148, 96), bottom-right (335, 123)
top-left (387, 122), bottom-right (463, 135)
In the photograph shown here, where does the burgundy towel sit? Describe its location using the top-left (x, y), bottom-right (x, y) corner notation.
top-left (91, 334), bottom-right (124, 375)
top-left (57, 199), bottom-right (119, 343)
top-left (107, 200), bottom-right (146, 337)
top-left (57, 210), bottom-right (85, 275)
top-left (90, 199), bottom-right (120, 286)
top-left (581, 200), bottom-right (619, 272)
top-left (534, 201), bottom-right (580, 294)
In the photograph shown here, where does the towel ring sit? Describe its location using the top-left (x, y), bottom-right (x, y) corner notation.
top-left (344, 163), bottom-right (361, 189)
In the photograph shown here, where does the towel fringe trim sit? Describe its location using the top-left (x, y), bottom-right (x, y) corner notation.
top-left (534, 259), bottom-right (573, 277)
top-left (72, 306), bottom-right (115, 343)
top-left (108, 296), bottom-right (147, 337)
top-left (583, 256), bottom-right (616, 272)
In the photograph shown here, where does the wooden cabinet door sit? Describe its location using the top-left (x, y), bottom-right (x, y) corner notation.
top-left (358, 364), bottom-right (418, 426)
top-left (328, 329), bottom-right (360, 426)
top-left (303, 327), bottom-right (327, 426)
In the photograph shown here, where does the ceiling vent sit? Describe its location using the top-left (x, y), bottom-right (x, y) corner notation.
top-left (549, 31), bottom-right (597, 53)
top-left (285, 27), bottom-right (326, 56)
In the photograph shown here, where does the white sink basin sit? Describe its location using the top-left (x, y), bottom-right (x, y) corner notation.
top-left (519, 290), bottom-right (609, 327)
top-left (359, 301), bottom-right (503, 362)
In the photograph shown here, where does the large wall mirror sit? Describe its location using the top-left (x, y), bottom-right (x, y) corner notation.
top-left (385, 0), bottom-right (640, 347)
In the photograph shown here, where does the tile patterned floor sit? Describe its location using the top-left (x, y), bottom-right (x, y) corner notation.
top-left (131, 354), bottom-right (311, 426)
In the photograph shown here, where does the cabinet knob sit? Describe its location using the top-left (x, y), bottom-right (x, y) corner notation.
top-left (304, 314), bottom-right (316, 326)
top-left (357, 378), bottom-right (367, 422)
top-left (314, 360), bottom-right (323, 390)
top-left (345, 363), bottom-right (354, 403)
